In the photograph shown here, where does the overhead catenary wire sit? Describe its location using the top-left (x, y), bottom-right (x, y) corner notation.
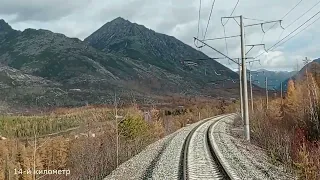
top-left (220, 0), bottom-right (241, 65)
top-left (261, 0), bottom-right (304, 42)
top-left (285, 0), bottom-right (320, 29)
top-left (244, 20), bottom-right (284, 28)
top-left (273, 14), bottom-right (320, 50)
top-left (222, 25), bottom-right (230, 64)
top-left (194, 37), bottom-right (239, 65)
top-left (203, 0), bottom-right (217, 39)
top-left (203, 34), bottom-right (240, 41)
top-left (277, 0), bottom-right (320, 40)
top-left (243, 17), bottom-right (266, 22)
top-left (281, 0), bottom-right (304, 19)
top-left (233, 18), bottom-right (240, 26)
top-left (246, 44), bottom-right (266, 55)
top-left (255, 10), bottom-right (320, 59)
top-left (222, 0), bottom-right (240, 26)
top-left (285, 1), bottom-right (320, 28)
top-left (219, 0), bottom-right (240, 65)
top-left (221, 16), bottom-right (230, 64)
top-left (196, 0), bottom-right (202, 46)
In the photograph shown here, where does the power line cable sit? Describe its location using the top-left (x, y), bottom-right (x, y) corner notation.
top-left (255, 10), bottom-right (320, 59)
top-left (285, 0), bottom-right (320, 29)
top-left (194, 37), bottom-right (239, 65)
top-left (282, 0), bottom-right (304, 19)
top-left (243, 17), bottom-right (265, 22)
top-left (261, 0), bottom-right (304, 42)
top-left (222, 0), bottom-right (240, 26)
top-left (272, 14), bottom-right (320, 50)
top-left (220, 1), bottom-right (240, 65)
top-left (268, 10), bottom-right (320, 51)
top-left (203, 0), bottom-right (217, 39)
top-left (223, 25), bottom-right (229, 56)
top-left (196, 0), bottom-right (202, 45)
top-left (277, 0), bottom-right (320, 41)
top-left (203, 34), bottom-right (240, 41)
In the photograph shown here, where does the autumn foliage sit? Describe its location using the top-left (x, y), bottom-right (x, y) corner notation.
top-left (0, 98), bottom-right (237, 179)
top-left (251, 71), bottom-right (320, 179)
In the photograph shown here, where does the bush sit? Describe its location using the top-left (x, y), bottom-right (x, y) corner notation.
top-left (119, 114), bottom-right (149, 140)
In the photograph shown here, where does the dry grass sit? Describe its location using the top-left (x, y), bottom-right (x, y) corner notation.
top-left (0, 98), bottom-right (238, 180)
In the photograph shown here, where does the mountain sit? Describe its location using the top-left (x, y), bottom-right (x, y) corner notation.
top-left (0, 19), bottom-right (150, 108)
top-left (244, 70), bottom-right (297, 90)
top-left (84, 17), bottom-right (239, 85)
top-left (279, 59), bottom-right (320, 91)
top-left (0, 17), bottom-right (258, 109)
top-left (0, 19), bottom-right (16, 38)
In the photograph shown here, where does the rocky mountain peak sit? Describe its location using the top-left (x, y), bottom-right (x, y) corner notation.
top-left (98, 17), bottom-right (133, 31)
top-left (83, 17), bottom-right (146, 52)
top-left (0, 19), bottom-right (13, 33)
top-left (111, 17), bottom-right (129, 23)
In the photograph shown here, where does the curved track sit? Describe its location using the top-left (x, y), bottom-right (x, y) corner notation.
top-left (180, 115), bottom-right (232, 180)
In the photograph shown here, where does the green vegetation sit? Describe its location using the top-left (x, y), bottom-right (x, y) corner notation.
top-left (0, 115), bottom-right (79, 138)
top-left (0, 106), bottom-right (116, 138)
top-left (119, 114), bottom-right (149, 139)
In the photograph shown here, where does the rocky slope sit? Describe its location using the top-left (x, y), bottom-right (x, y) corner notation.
top-left (0, 17), bottom-right (255, 109)
top-left (84, 17), bottom-right (239, 86)
top-left (0, 19), bottom-right (147, 108)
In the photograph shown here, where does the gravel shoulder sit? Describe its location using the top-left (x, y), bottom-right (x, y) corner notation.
top-left (104, 130), bottom-right (178, 180)
top-left (212, 114), bottom-right (298, 180)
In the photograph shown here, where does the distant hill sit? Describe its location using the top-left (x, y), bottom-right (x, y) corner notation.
top-left (236, 69), bottom-right (296, 90)
top-left (279, 59), bottom-right (320, 91)
top-left (0, 17), bottom-right (262, 109)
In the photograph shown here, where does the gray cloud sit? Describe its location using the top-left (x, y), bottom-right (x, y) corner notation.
top-left (0, 0), bottom-right (319, 71)
top-left (0, 0), bottom-right (89, 22)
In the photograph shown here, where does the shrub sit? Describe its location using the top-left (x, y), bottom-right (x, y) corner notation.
top-left (119, 114), bottom-right (149, 140)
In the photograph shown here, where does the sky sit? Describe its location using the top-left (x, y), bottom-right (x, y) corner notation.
top-left (0, 0), bottom-right (319, 71)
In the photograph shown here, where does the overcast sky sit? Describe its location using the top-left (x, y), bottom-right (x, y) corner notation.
top-left (0, 0), bottom-right (319, 71)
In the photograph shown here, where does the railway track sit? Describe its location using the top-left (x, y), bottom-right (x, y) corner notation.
top-left (107, 113), bottom-right (295, 180)
top-left (179, 114), bottom-right (233, 180)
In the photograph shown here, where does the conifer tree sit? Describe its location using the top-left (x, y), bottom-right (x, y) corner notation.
top-left (283, 79), bottom-right (300, 127)
top-left (16, 145), bottom-right (32, 180)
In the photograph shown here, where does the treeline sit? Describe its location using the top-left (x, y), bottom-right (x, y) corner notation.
top-left (0, 115), bottom-right (80, 138)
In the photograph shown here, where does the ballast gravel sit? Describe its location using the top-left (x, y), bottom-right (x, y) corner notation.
top-left (145, 119), bottom-right (207, 180)
top-left (105, 114), bottom-right (297, 180)
top-left (187, 119), bottom-right (225, 180)
top-left (104, 119), bottom-right (206, 180)
top-left (211, 115), bottom-right (298, 180)
top-left (103, 130), bottom-right (178, 180)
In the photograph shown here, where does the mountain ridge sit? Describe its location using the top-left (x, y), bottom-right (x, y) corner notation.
top-left (236, 69), bottom-right (296, 90)
top-left (0, 17), bottom-right (260, 110)
top-left (279, 59), bottom-right (320, 91)
top-left (84, 17), bottom-right (239, 83)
